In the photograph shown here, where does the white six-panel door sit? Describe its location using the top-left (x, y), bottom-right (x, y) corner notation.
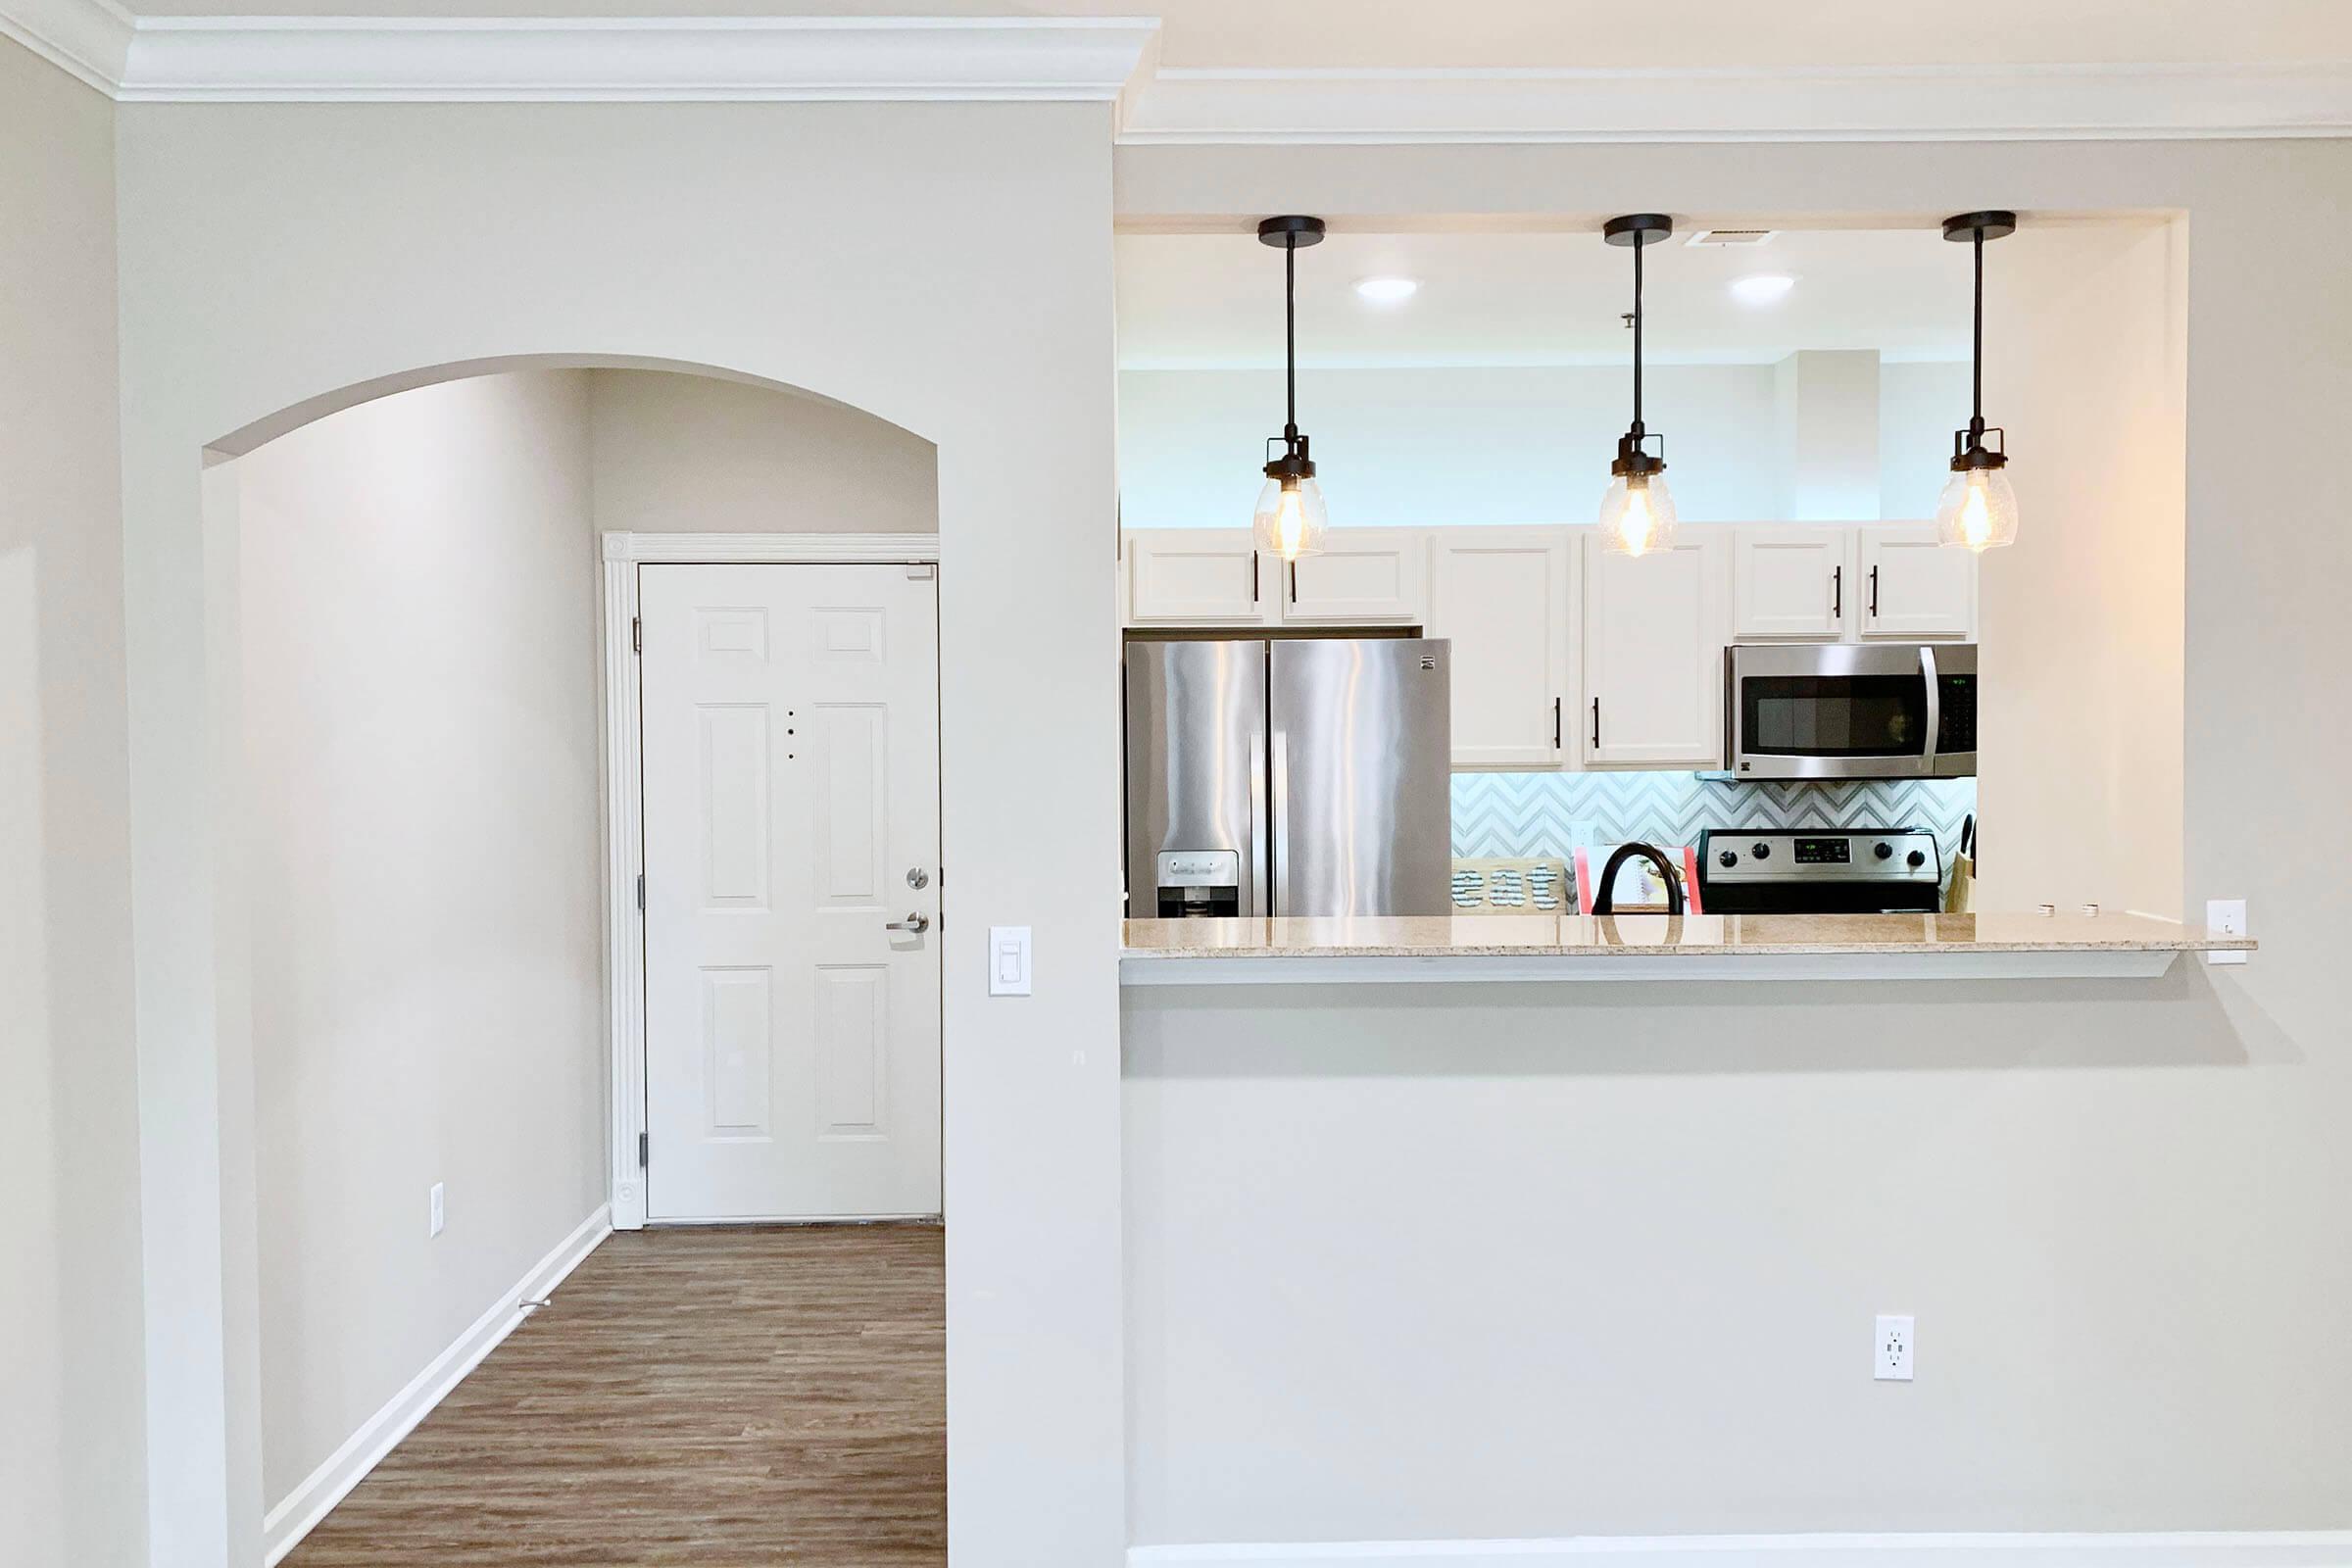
top-left (640, 564), bottom-right (941, 1222)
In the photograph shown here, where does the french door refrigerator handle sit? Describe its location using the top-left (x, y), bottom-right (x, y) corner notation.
top-left (1920, 644), bottom-right (1941, 776)
top-left (1269, 728), bottom-right (1291, 916)
top-left (1247, 726), bottom-right (1269, 917)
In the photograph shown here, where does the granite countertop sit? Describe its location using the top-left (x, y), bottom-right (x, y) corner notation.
top-left (1123, 911), bottom-right (2256, 959)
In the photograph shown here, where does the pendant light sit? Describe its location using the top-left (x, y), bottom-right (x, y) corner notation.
top-left (1252, 215), bottom-right (1329, 562)
top-left (1599, 213), bottom-right (1678, 558)
top-left (1936, 210), bottom-right (2021, 552)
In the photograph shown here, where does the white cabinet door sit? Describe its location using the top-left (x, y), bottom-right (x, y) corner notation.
top-left (1858, 524), bottom-right (1977, 640)
top-left (1582, 531), bottom-right (1727, 768)
top-left (1126, 530), bottom-right (1272, 626)
top-left (640, 564), bottom-right (941, 1222)
top-left (1277, 529), bottom-right (1430, 626)
top-left (1429, 529), bottom-right (1573, 769)
top-left (1733, 525), bottom-right (1850, 640)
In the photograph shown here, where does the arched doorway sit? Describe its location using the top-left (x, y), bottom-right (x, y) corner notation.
top-left (201, 358), bottom-right (948, 1563)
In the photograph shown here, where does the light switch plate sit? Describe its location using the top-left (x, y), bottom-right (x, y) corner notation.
top-left (2206, 899), bottom-right (2248, 965)
top-left (989, 925), bottom-right (1032, 997)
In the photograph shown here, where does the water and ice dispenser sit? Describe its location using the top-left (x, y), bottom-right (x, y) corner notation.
top-left (1154, 851), bottom-right (1242, 918)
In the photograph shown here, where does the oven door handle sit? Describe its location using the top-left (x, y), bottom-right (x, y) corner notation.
top-left (1919, 644), bottom-right (1941, 776)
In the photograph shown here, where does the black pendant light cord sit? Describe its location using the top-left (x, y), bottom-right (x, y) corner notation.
top-left (1631, 229), bottom-right (1646, 438)
top-left (1970, 227), bottom-right (1985, 438)
top-left (1284, 236), bottom-right (1299, 443)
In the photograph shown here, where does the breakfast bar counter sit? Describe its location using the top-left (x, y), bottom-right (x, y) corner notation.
top-left (1121, 911), bottom-right (2253, 984)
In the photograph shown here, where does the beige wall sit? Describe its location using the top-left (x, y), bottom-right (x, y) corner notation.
top-left (1979, 219), bottom-right (2185, 917)
top-left (587, 368), bottom-right (938, 536)
top-left (234, 369), bottom-right (608, 1508)
top-left (117, 101), bottom-right (1123, 1565)
top-left (0, 39), bottom-right (147, 1568)
top-left (1116, 137), bottom-right (2350, 1545)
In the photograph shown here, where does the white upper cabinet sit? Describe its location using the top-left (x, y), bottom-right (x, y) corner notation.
top-left (1730, 523), bottom-right (1977, 644)
top-left (1732, 525), bottom-right (1850, 640)
top-left (1429, 528), bottom-right (1573, 770)
top-left (1276, 529), bottom-right (1431, 626)
top-left (1125, 530), bottom-right (1274, 626)
top-left (1858, 523), bottom-right (1977, 640)
top-left (1582, 530), bottom-right (1727, 769)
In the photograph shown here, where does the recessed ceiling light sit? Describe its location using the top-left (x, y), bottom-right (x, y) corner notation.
top-left (1353, 276), bottom-right (1420, 305)
top-left (1731, 274), bottom-right (1797, 305)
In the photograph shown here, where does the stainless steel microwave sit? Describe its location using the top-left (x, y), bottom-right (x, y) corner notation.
top-left (1726, 644), bottom-right (1977, 780)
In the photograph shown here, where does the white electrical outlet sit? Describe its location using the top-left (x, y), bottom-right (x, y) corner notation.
top-left (2206, 899), bottom-right (2248, 966)
top-left (429, 1182), bottom-right (446, 1238)
top-left (1875, 1314), bottom-right (1914, 1382)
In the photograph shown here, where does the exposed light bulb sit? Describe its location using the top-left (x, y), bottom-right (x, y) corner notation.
top-left (1599, 471), bottom-right (1679, 557)
top-left (1253, 472), bottom-right (1329, 562)
top-left (1958, 478), bottom-right (1992, 549)
top-left (1622, 487), bottom-right (1657, 554)
top-left (1935, 465), bottom-right (2019, 552)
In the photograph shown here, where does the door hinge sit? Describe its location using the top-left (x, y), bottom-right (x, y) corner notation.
top-left (637, 1132), bottom-right (649, 1168)
top-left (635, 873), bottom-right (646, 911)
top-left (631, 615), bottom-right (642, 654)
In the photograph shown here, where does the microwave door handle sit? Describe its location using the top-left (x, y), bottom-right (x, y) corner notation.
top-left (1919, 644), bottom-right (1941, 775)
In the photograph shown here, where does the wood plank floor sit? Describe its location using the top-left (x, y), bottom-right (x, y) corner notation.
top-left (285, 1223), bottom-right (945, 1567)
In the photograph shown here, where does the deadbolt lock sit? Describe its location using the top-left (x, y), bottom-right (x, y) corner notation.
top-left (906, 867), bottom-right (931, 890)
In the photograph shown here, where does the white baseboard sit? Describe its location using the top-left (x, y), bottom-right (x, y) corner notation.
top-left (1130, 1534), bottom-right (2352, 1567)
top-left (262, 1205), bottom-right (613, 1566)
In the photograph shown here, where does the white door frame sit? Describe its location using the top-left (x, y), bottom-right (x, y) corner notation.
top-left (599, 530), bottom-right (942, 1230)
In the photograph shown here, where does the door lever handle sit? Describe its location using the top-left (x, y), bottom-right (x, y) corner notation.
top-left (885, 912), bottom-right (931, 934)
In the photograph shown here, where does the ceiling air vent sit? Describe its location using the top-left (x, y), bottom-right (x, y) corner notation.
top-left (1686, 228), bottom-right (1777, 247)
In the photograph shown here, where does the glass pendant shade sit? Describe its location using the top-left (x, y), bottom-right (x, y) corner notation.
top-left (1938, 210), bottom-right (2022, 552)
top-left (1598, 471), bottom-right (1679, 557)
top-left (1253, 473), bottom-right (1329, 562)
top-left (1936, 465), bottom-right (2019, 552)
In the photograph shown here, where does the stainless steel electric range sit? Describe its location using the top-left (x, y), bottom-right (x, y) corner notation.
top-left (1695, 827), bottom-right (1942, 915)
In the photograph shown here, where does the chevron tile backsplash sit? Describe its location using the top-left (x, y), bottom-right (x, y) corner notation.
top-left (1452, 772), bottom-right (1978, 875)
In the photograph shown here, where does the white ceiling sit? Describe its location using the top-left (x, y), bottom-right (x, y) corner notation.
top-left (1117, 224), bottom-right (2154, 370)
top-left (114, 0), bottom-right (2352, 70)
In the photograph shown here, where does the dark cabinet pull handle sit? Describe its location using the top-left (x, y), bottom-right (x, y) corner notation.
top-left (1251, 554), bottom-right (1260, 603)
top-left (1288, 560), bottom-right (1298, 604)
top-left (1832, 564), bottom-right (1842, 619)
top-left (1553, 697), bottom-right (1563, 750)
top-left (1591, 697), bottom-right (1601, 750)
top-left (1869, 564), bottom-right (1881, 619)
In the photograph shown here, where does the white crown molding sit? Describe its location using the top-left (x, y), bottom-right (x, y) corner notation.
top-left (2, 5), bottom-right (2346, 138)
top-left (1115, 62), bottom-right (2352, 144)
top-left (0, 8), bottom-right (1158, 102)
top-left (0, 0), bottom-right (132, 93)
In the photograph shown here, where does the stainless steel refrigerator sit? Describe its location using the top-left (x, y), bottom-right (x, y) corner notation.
top-left (1125, 636), bottom-right (1452, 918)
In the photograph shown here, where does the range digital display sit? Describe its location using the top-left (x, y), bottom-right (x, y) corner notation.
top-left (1792, 837), bottom-right (1851, 864)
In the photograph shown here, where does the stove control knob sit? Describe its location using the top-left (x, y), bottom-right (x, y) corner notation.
top-left (1718, 850), bottom-right (1739, 868)
top-left (1750, 842), bottom-right (1771, 859)
top-left (1874, 842), bottom-right (1894, 860)
top-left (1907, 849), bottom-right (1929, 868)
